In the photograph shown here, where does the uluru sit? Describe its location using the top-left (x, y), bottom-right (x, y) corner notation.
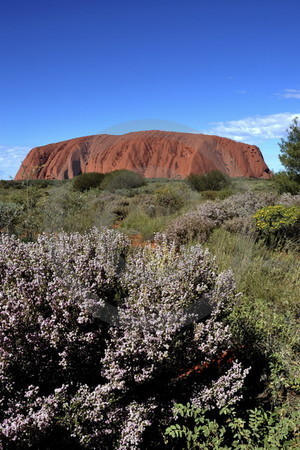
top-left (15, 130), bottom-right (271, 180)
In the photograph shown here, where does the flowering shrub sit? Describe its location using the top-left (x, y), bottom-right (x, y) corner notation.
top-left (222, 216), bottom-right (254, 234)
top-left (162, 192), bottom-right (277, 246)
top-left (279, 193), bottom-right (300, 207)
top-left (220, 192), bottom-right (277, 235)
top-left (0, 228), bottom-right (129, 447)
top-left (161, 212), bottom-right (216, 245)
top-left (0, 229), bottom-right (249, 448)
top-left (222, 191), bottom-right (277, 220)
top-left (254, 205), bottom-right (300, 248)
top-left (162, 200), bottom-right (228, 245)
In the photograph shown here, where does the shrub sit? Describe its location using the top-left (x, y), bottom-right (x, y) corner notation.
top-left (254, 204), bottom-right (300, 248)
top-left (23, 179), bottom-right (54, 189)
top-left (96, 192), bottom-right (131, 224)
top-left (222, 216), bottom-right (254, 234)
top-left (160, 212), bottom-right (215, 245)
top-left (0, 229), bottom-right (249, 448)
top-left (43, 187), bottom-right (86, 232)
top-left (161, 192), bottom-right (278, 246)
top-left (19, 179), bottom-right (66, 189)
top-left (279, 193), bottom-right (300, 207)
top-left (222, 191), bottom-right (277, 219)
top-left (154, 185), bottom-right (186, 213)
top-left (0, 201), bottom-right (23, 233)
top-left (273, 171), bottom-right (300, 195)
top-left (0, 228), bottom-right (130, 447)
top-left (100, 169), bottom-right (146, 192)
top-left (163, 200), bottom-right (228, 245)
top-left (126, 182), bottom-right (193, 220)
top-left (200, 188), bottom-right (235, 200)
top-left (165, 403), bottom-right (300, 449)
top-left (0, 180), bottom-right (55, 190)
top-left (120, 209), bottom-right (168, 239)
top-left (0, 180), bottom-right (11, 189)
top-left (72, 172), bottom-right (105, 192)
top-left (42, 188), bottom-right (129, 233)
top-left (187, 170), bottom-right (231, 192)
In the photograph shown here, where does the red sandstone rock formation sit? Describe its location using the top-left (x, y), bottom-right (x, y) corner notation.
top-left (15, 130), bottom-right (271, 180)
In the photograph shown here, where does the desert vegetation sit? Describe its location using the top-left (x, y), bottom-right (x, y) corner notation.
top-left (274, 117), bottom-right (300, 194)
top-left (0, 162), bottom-right (299, 447)
top-left (187, 169), bottom-right (232, 192)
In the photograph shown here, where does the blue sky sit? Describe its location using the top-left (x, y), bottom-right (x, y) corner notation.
top-left (1, 0), bottom-right (300, 179)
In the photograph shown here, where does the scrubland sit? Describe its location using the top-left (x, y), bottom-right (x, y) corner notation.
top-left (0, 171), bottom-right (299, 448)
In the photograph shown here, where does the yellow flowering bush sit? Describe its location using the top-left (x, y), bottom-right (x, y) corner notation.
top-left (254, 205), bottom-right (300, 248)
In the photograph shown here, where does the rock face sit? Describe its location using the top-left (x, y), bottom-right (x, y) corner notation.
top-left (15, 130), bottom-right (271, 180)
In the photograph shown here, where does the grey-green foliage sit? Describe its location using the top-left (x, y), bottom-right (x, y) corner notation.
top-left (42, 186), bottom-right (87, 232)
top-left (162, 191), bottom-right (278, 245)
top-left (0, 201), bottom-right (23, 233)
top-left (43, 186), bottom-right (130, 232)
top-left (153, 183), bottom-right (188, 214)
top-left (18, 185), bottom-right (45, 239)
top-left (165, 403), bottom-right (300, 449)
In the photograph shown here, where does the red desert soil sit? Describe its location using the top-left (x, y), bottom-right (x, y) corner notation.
top-left (15, 130), bottom-right (271, 180)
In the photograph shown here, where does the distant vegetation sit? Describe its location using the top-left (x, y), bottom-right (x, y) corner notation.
top-left (187, 169), bottom-right (232, 192)
top-left (72, 172), bottom-right (105, 192)
top-left (99, 169), bottom-right (146, 192)
top-left (0, 158), bottom-right (299, 447)
top-left (73, 169), bottom-right (146, 193)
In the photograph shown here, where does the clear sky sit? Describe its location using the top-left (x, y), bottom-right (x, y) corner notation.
top-left (1, 0), bottom-right (300, 179)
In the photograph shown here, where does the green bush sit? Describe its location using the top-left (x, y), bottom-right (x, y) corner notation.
top-left (0, 179), bottom-right (64, 190)
top-left (187, 170), bottom-right (231, 192)
top-left (165, 403), bottom-right (300, 449)
top-left (273, 171), bottom-right (300, 195)
top-left (100, 169), bottom-right (146, 192)
top-left (72, 172), bottom-right (105, 192)
top-left (254, 205), bottom-right (300, 248)
top-left (154, 185), bottom-right (185, 213)
top-left (201, 188), bottom-right (235, 200)
top-left (207, 227), bottom-right (300, 406)
top-left (0, 180), bottom-right (24, 190)
top-left (0, 180), bottom-right (11, 189)
top-left (120, 209), bottom-right (169, 239)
